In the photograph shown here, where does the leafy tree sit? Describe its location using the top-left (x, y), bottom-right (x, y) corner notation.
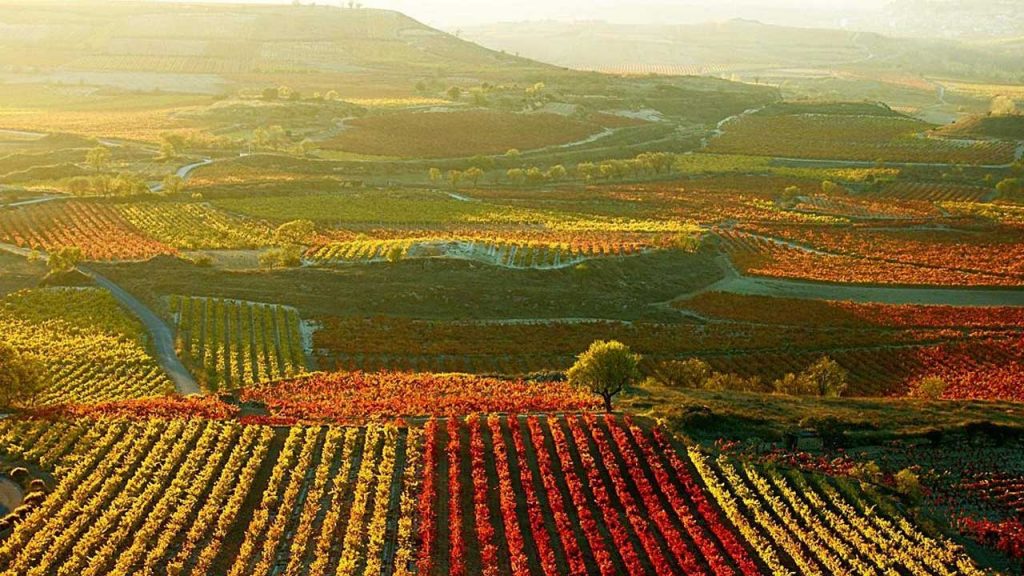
top-left (447, 86), bottom-right (462, 101)
top-left (506, 168), bottom-right (525, 185)
top-left (779, 185), bottom-right (801, 206)
top-left (567, 340), bottom-right (641, 412)
top-left (504, 148), bottom-right (521, 162)
top-left (447, 169), bottom-right (463, 189)
top-left (428, 167), bottom-right (442, 184)
top-left (547, 164), bottom-right (567, 180)
top-left (159, 139), bottom-right (178, 160)
top-left (703, 372), bottom-right (762, 393)
top-left (385, 245), bottom-right (405, 262)
top-left (470, 155), bottom-right (496, 172)
top-left (801, 356), bottom-right (848, 397)
top-left (657, 358), bottom-right (711, 389)
top-left (995, 177), bottom-right (1021, 200)
top-left (47, 246), bottom-right (83, 275)
top-left (86, 147), bottom-right (111, 172)
top-left (895, 468), bottom-right (923, 503)
top-left (0, 342), bottom-right (43, 409)
top-left (274, 219), bottom-right (316, 245)
top-left (821, 180), bottom-right (843, 195)
top-left (464, 167), bottom-right (484, 187)
top-left (258, 245), bottom-right (303, 269)
top-left (576, 162), bottom-right (596, 181)
top-left (525, 166), bottom-right (546, 184)
top-left (161, 174), bottom-right (184, 195)
top-left (774, 356), bottom-right (848, 397)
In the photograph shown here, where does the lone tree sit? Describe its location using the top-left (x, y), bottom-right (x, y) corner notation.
top-left (161, 174), bottom-right (184, 195)
top-left (801, 356), bottom-right (848, 397)
top-left (47, 246), bottom-right (83, 275)
top-left (567, 340), bottom-right (641, 412)
top-left (86, 146), bottom-right (111, 172)
top-left (0, 342), bottom-right (43, 409)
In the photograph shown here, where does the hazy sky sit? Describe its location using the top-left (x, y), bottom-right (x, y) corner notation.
top-left (176, 0), bottom-right (891, 29)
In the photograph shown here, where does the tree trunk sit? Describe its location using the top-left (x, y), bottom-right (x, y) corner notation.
top-left (602, 393), bottom-right (613, 413)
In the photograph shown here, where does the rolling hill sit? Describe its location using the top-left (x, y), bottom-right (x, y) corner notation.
top-left (0, 1), bottom-right (548, 96)
top-left (463, 18), bottom-right (1024, 84)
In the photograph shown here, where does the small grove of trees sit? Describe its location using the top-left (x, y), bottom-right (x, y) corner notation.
top-left (0, 341), bottom-right (43, 409)
top-left (774, 356), bottom-right (848, 398)
top-left (258, 245), bottom-right (303, 269)
top-left (567, 340), bottom-right (641, 412)
top-left (995, 177), bottom-right (1021, 201)
top-left (86, 146), bottom-right (111, 172)
top-left (656, 355), bottom-right (848, 397)
top-left (65, 173), bottom-right (149, 197)
top-left (656, 358), bottom-right (763, 393)
top-left (161, 174), bottom-right (185, 195)
top-left (577, 152), bottom-right (675, 182)
top-left (260, 220), bottom-right (315, 269)
top-left (427, 151), bottom-right (677, 188)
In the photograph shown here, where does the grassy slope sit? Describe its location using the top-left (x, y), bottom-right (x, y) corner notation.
top-left (89, 249), bottom-right (722, 321)
top-left (624, 380), bottom-right (1024, 445)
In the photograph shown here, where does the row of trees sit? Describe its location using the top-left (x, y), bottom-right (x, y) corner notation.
top-left (657, 356), bottom-right (849, 397)
top-left (428, 151), bottom-right (678, 189)
top-left (565, 343), bottom-right (849, 415)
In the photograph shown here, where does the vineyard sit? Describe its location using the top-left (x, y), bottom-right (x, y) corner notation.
top-left (0, 418), bottom-right (273, 575)
top-left (169, 295), bottom-right (307, 391)
top-left (707, 110), bottom-right (1018, 164)
top-left (305, 236), bottom-right (649, 268)
top-left (0, 414), bottom-right (986, 575)
top-left (0, 288), bottom-right (173, 405)
top-left (240, 371), bottom-right (601, 423)
top-left (718, 228), bottom-right (1024, 287)
top-left (321, 111), bottom-right (602, 158)
top-left (117, 203), bottom-right (275, 251)
top-left (0, 201), bottom-right (174, 261)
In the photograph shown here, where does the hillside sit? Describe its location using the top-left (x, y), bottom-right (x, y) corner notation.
top-left (0, 1), bottom-right (548, 96)
top-left (463, 19), bottom-right (1024, 84)
top-left (939, 113), bottom-right (1024, 139)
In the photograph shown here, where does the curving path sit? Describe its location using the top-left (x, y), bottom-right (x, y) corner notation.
top-left (78, 265), bottom-right (201, 395)
top-left (684, 251), bottom-right (1024, 307)
top-left (0, 241), bottom-right (201, 394)
top-left (149, 157), bottom-right (214, 192)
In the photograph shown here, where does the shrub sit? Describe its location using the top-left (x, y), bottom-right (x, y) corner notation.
top-left (910, 376), bottom-right (948, 400)
top-left (657, 358), bottom-right (711, 389)
top-left (895, 468), bottom-right (923, 503)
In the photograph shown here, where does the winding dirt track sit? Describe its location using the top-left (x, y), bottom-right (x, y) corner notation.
top-left (687, 253), bottom-right (1024, 307)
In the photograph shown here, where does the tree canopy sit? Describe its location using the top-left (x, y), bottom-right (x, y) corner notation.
top-left (0, 342), bottom-right (43, 409)
top-left (567, 340), bottom-right (641, 412)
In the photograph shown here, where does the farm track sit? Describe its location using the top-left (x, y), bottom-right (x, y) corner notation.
top-left (80, 265), bottom-right (202, 395)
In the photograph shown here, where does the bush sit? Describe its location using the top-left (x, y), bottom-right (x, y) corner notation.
top-left (851, 461), bottom-right (883, 484)
top-left (657, 358), bottom-right (711, 389)
top-left (895, 468), bottom-right (923, 503)
top-left (910, 376), bottom-right (948, 400)
top-left (703, 372), bottom-right (763, 393)
top-left (775, 357), bottom-right (848, 397)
